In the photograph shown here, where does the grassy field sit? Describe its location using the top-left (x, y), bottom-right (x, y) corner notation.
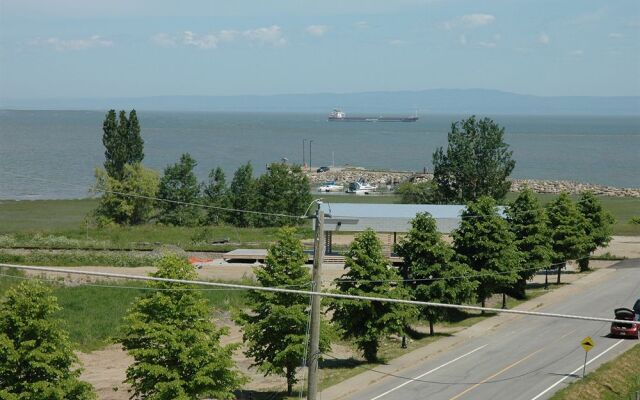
top-left (0, 268), bottom-right (247, 352)
top-left (550, 343), bottom-right (640, 400)
top-left (503, 193), bottom-right (640, 236)
top-left (0, 199), bottom-right (312, 250)
top-left (1, 193), bottom-right (637, 255)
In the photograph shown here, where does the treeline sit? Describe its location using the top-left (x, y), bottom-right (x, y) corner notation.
top-left (331, 188), bottom-right (613, 364)
top-left (93, 110), bottom-right (311, 228)
top-left (0, 190), bottom-right (613, 397)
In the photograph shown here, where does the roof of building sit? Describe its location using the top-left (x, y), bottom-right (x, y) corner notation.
top-left (319, 203), bottom-right (468, 233)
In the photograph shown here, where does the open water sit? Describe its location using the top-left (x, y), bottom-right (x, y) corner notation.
top-left (0, 110), bottom-right (638, 199)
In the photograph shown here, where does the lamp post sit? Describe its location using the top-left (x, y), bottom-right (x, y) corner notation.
top-left (309, 140), bottom-right (314, 169)
top-left (302, 139), bottom-right (307, 167)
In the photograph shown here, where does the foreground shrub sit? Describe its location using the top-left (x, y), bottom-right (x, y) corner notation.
top-left (0, 281), bottom-right (95, 399)
top-left (121, 254), bottom-right (246, 399)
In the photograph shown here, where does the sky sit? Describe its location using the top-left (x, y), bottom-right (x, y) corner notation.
top-left (1, 0), bottom-right (639, 99)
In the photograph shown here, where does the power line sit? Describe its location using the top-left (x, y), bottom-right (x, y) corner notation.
top-left (328, 257), bottom-right (582, 285)
top-left (1, 170), bottom-right (306, 220)
top-left (0, 263), bottom-right (636, 326)
top-left (0, 270), bottom-right (312, 291)
top-left (2, 170), bottom-right (600, 222)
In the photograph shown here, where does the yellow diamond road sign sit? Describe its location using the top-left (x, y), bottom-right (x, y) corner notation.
top-left (581, 336), bottom-right (595, 352)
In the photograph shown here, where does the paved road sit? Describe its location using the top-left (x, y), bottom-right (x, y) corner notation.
top-left (346, 259), bottom-right (640, 400)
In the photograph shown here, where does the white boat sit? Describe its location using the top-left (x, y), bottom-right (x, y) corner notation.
top-left (346, 180), bottom-right (377, 195)
top-left (318, 181), bottom-right (344, 192)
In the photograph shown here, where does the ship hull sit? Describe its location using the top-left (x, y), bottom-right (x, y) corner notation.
top-left (328, 116), bottom-right (418, 122)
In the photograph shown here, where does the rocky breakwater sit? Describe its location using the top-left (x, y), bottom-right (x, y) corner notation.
top-left (308, 167), bottom-right (431, 187)
top-left (307, 167), bottom-right (640, 197)
top-left (510, 179), bottom-right (640, 197)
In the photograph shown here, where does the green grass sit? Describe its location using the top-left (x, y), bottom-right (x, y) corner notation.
top-left (503, 193), bottom-right (640, 236)
top-left (0, 250), bottom-right (159, 267)
top-left (0, 198), bottom-right (312, 250)
top-left (0, 270), bottom-right (247, 352)
top-left (0, 199), bottom-right (98, 232)
top-left (550, 343), bottom-right (640, 400)
top-left (1, 193), bottom-right (637, 255)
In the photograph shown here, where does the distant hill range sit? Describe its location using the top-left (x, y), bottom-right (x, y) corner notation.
top-left (2, 89), bottom-right (639, 115)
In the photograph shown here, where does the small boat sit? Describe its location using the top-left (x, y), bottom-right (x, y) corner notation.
top-left (318, 181), bottom-right (344, 192)
top-left (346, 180), bottom-right (377, 195)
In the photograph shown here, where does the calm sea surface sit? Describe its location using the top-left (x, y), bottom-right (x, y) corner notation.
top-left (0, 110), bottom-right (639, 199)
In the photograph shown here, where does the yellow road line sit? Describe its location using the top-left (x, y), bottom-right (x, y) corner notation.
top-left (447, 348), bottom-right (544, 400)
top-left (447, 328), bottom-right (577, 400)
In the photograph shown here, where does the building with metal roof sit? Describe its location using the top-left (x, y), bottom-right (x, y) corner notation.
top-left (320, 203), bottom-right (467, 234)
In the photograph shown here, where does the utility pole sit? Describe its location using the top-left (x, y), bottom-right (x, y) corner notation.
top-left (307, 201), bottom-right (324, 400)
top-left (309, 140), bottom-right (314, 169)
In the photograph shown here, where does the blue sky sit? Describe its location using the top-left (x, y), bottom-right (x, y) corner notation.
top-left (1, 0), bottom-right (639, 99)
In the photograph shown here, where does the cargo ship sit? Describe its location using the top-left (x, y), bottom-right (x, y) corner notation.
top-left (328, 109), bottom-right (419, 122)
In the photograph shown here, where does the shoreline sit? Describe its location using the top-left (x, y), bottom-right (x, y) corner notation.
top-left (306, 167), bottom-right (640, 197)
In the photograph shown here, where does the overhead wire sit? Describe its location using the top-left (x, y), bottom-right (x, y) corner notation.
top-left (329, 257), bottom-right (587, 285)
top-left (0, 263), bottom-right (637, 326)
top-left (0, 170), bottom-right (306, 220)
top-left (1, 170), bottom-right (601, 223)
top-left (0, 270), bottom-right (312, 291)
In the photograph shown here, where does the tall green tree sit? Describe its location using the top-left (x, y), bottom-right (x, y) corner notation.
top-left (126, 110), bottom-right (144, 165)
top-left (330, 230), bottom-right (417, 362)
top-left (102, 109), bottom-right (144, 178)
top-left (0, 281), bottom-right (95, 400)
top-left (228, 162), bottom-right (256, 227)
top-left (395, 213), bottom-right (477, 335)
top-left (506, 189), bottom-right (553, 298)
top-left (546, 193), bottom-right (590, 283)
top-left (432, 116), bottom-right (515, 203)
top-left (92, 164), bottom-right (160, 226)
top-left (121, 255), bottom-right (245, 400)
top-left (236, 228), bottom-right (330, 395)
top-left (254, 163), bottom-right (312, 227)
top-left (577, 191), bottom-right (614, 271)
top-left (203, 166), bottom-right (231, 225)
top-left (453, 196), bottom-right (520, 309)
top-left (157, 153), bottom-right (201, 226)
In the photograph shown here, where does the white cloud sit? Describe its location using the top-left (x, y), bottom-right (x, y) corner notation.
top-left (31, 35), bottom-right (113, 51)
top-left (444, 13), bottom-right (495, 30)
top-left (354, 21), bottom-right (369, 29)
top-left (608, 32), bottom-right (623, 39)
top-left (569, 49), bottom-right (584, 56)
top-left (155, 26), bottom-right (285, 50)
top-left (183, 31), bottom-right (221, 49)
top-left (306, 25), bottom-right (329, 37)
top-left (243, 25), bottom-right (286, 46)
top-left (478, 41), bottom-right (497, 48)
top-left (151, 33), bottom-right (176, 47)
top-left (538, 32), bottom-right (550, 45)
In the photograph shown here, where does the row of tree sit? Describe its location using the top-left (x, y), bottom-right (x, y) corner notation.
top-left (234, 187), bottom-right (612, 392)
top-left (94, 110), bottom-right (311, 227)
top-left (340, 189), bottom-right (612, 358)
top-left (0, 188), bottom-right (612, 398)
